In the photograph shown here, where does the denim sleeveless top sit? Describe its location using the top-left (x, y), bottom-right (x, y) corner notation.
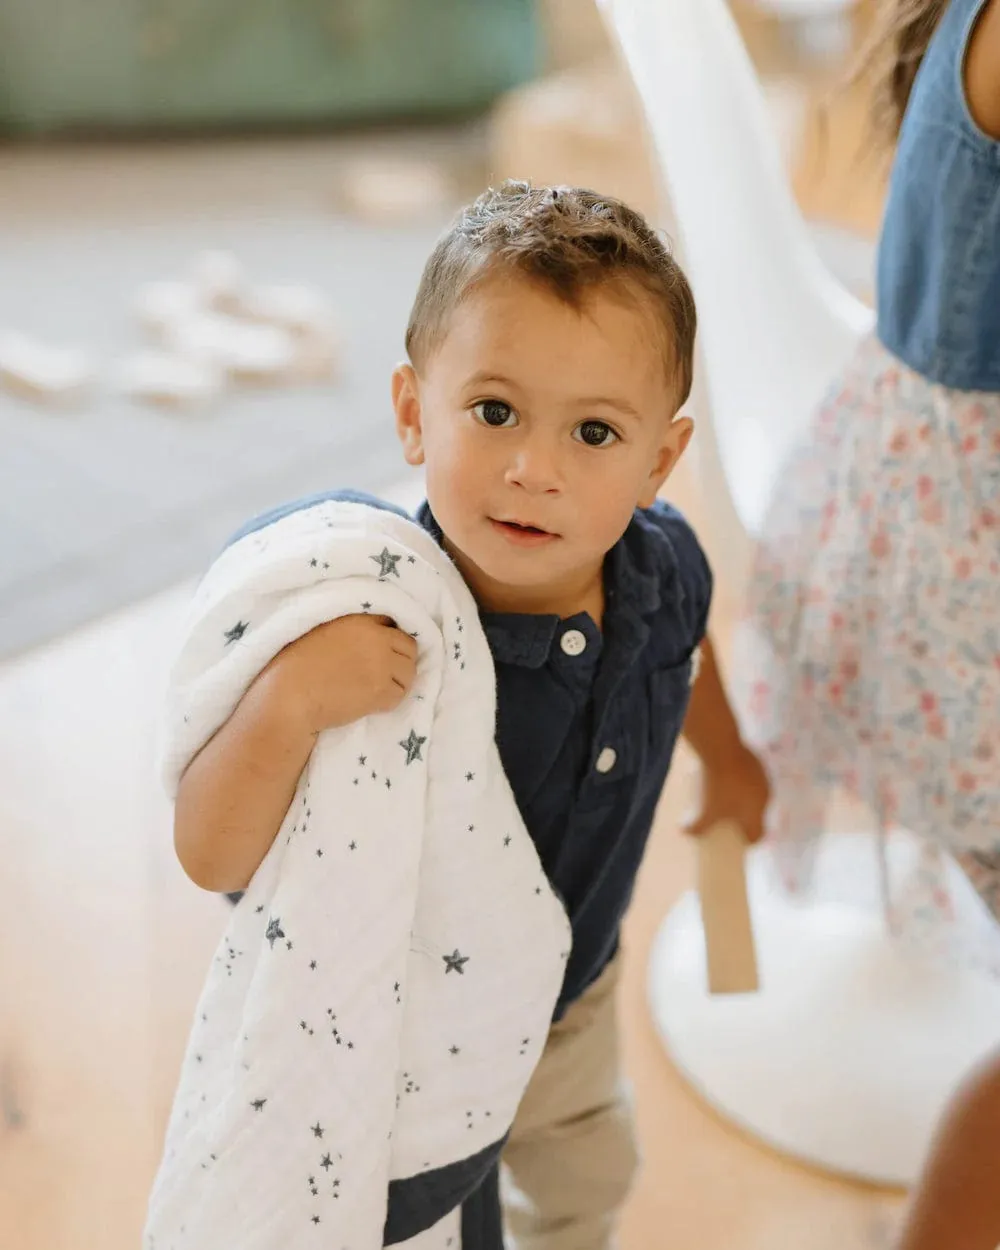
top-left (876, 0), bottom-right (1000, 392)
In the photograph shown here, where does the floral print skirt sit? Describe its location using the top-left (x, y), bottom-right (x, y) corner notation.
top-left (736, 335), bottom-right (1000, 969)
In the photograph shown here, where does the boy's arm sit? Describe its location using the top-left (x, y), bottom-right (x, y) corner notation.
top-left (174, 614), bottom-right (418, 893)
top-left (681, 635), bottom-right (770, 842)
top-left (896, 1046), bottom-right (1000, 1250)
top-left (174, 663), bottom-right (316, 894)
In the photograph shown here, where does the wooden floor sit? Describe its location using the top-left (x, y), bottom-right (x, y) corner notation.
top-left (0, 5), bottom-right (903, 1248)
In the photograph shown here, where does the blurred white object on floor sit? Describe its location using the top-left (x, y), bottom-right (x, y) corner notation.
top-left (0, 331), bottom-right (98, 405)
top-left (132, 253), bottom-right (342, 398)
top-left (135, 280), bottom-right (204, 339)
top-left (114, 350), bottom-right (224, 410)
top-left (190, 249), bottom-right (249, 314)
top-left (164, 312), bottom-right (296, 384)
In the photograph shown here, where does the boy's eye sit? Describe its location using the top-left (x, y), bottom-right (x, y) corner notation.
top-left (574, 420), bottom-right (618, 448)
top-left (473, 399), bottom-right (517, 428)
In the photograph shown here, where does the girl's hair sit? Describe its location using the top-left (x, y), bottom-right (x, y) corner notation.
top-left (857, 0), bottom-right (949, 141)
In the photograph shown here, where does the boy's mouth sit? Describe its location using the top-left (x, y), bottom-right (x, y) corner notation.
top-left (490, 518), bottom-right (559, 546)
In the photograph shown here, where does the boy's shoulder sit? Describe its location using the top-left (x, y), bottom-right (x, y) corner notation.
top-left (625, 499), bottom-right (713, 644)
top-left (635, 497), bottom-right (708, 563)
top-left (224, 488), bottom-right (409, 549)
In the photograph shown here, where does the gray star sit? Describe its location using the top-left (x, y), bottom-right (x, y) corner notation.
top-left (312, 1123), bottom-right (324, 1138)
top-left (399, 729), bottom-right (427, 765)
top-left (250, 1098), bottom-right (267, 1111)
top-left (224, 620), bottom-right (248, 645)
top-left (370, 547), bottom-right (402, 579)
top-left (443, 949), bottom-right (469, 975)
top-left (265, 917), bottom-right (285, 948)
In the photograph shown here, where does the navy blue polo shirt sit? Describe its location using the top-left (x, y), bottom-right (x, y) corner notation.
top-left (229, 488), bottom-right (712, 1019)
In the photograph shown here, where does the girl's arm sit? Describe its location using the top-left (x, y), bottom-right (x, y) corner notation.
top-left (896, 1045), bottom-right (1000, 1250)
top-left (965, 0), bottom-right (1000, 138)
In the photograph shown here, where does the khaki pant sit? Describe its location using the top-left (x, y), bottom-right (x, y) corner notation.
top-left (501, 958), bottom-right (640, 1250)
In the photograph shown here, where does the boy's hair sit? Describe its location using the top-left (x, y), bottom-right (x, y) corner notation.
top-left (405, 180), bottom-right (697, 407)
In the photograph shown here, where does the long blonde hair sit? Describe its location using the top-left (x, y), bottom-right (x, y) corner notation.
top-left (857, 0), bottom-right (949, 141)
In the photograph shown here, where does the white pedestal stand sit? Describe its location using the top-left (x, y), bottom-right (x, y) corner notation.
top-left (649, 836), bottom-right (1000, 1186)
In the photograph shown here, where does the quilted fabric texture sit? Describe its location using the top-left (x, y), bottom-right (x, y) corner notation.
top-left (145, 500), bottom-right (571, 1249)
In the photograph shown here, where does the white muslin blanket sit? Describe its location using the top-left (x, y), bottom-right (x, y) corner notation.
top-left (144, 499), bottom-right (571, 1250)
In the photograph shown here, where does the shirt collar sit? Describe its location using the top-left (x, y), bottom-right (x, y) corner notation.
top-left (414, 500), bottom-right (673, 668)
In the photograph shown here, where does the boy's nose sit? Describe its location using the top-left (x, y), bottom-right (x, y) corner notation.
top-left (505, 437), bottom-right (563, 494)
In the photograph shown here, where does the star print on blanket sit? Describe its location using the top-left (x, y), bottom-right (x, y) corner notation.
top-left (144, 500), bottom-right (571, 1250)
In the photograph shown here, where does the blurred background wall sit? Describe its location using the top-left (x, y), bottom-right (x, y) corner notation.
top-left (0, 0), bottom-right (878, 659)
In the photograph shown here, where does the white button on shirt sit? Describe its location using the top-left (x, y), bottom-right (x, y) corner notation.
top-left (595, 746), bottom-right (617, 774)
top-left (560, 629), bottom-right (587, 657)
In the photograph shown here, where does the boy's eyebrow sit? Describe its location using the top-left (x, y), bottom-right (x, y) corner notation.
top-left (464, 370), bottom-right (520, 391)
top-left (573, 396), bottom-right (643, 420)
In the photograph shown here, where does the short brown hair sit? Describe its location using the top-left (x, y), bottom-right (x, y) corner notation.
top-left (405, 180), bottom-right (697, 407)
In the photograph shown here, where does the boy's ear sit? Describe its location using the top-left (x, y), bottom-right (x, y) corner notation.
top-left (392, 364), bottom-right (425, 466)
top-left (638, 414), bottom-right (693, 508)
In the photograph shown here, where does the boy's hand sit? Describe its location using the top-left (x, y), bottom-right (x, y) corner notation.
top-left (684, 741), bottom-right (770, 844)
top-left (267, 613), bottom-right (418, 738)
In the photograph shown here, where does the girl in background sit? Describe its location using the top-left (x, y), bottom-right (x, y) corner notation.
top-left (742, 2), bottom-right (1000, 1245)
top-left (741, 0), bottom-right (1000, 954)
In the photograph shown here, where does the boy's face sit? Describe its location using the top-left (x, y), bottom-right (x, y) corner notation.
top-left (393, 272), bottom-right (692, 615)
